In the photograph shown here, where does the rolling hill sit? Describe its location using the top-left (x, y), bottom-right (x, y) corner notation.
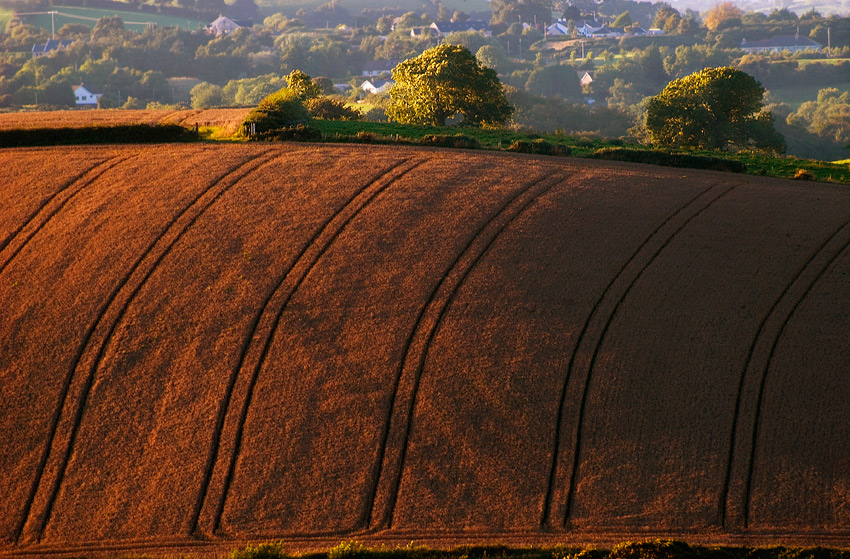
top-left (1, 143), bottom-right (848, 557)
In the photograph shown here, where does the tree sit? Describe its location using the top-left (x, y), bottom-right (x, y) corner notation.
top-left (285, 69), bottom-right (321, 100)
top-left (645, 66), bottom-right (784, 152)
top-left (704, 2), bottom-right (743, 31)
top-left (524, 63), bottom-right (581, 100)
top-left (387, 44), bottom-right (513, 126)
top-left (243, 87), bottom-right (308, 134)
top-left (476, 44), bottom-right (510, 74)
top-left (612, 11), bottom-right (632, 28)
top-left (191, 82), bottom-right (225, 108)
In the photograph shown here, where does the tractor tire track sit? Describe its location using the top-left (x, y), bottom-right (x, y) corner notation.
top-left (539, 181), bottom-right (719, 529)
top-left (721, 216), bottom-right (850, 531)
top-left (0, 155), bottom-right (130, 278)
top-left (555, 182), bottom-right (737, 529)
top-left (192, 157), bottom-right (425, 537)
top-left (9, 154), bottom-right (135, 544)
top-left (17, 150), bottom-right (277, 544)
top-left (366, 169), bottom-right (569, 532)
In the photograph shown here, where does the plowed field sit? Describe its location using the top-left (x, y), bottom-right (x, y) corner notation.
top-left (0, 109), bottom-right (250, 135)
top-left (1, 143), bottom-right (849, 557)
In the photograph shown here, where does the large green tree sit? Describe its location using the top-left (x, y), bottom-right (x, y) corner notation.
top-left (387, 44), bottom-right (513, 126)
top-left (645, 66), bottom-right (785, 152)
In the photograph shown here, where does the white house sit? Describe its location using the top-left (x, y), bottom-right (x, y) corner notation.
top-left (588, 26), bottom-right (624, 38)
top-left (740, 35), bottom-right (822, 54)
top-left (575, 19), bottom-right (604, 37)
top-left (206, 15), bottom-right (241, 36)
top-left (361, 79), bottom-right (394, 94)
top-left (72, 84), bottom-right (102, 106)
top-left (577, 71), bottom-right (593, 87)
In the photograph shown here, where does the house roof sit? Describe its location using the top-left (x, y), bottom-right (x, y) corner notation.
top-left (546, 22), bottom-right (569, 35)
top-left (741, 35), bottom-right (821, 49)
top-left (590, 26), bottom-right (624, 35)
top-left (362, 60), bottom-right (399, 73)
top-left (32, 39), bottom-right (73, 54)
top-left (429, 21), bottom-right (490, 34)
top-left (576, 20), bottom-right (603, 29)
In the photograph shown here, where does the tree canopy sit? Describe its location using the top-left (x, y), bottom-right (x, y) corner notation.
top-left (645, 66), bottom-right (785, 152)
top-left (387, 44), bottom-right (513, 126)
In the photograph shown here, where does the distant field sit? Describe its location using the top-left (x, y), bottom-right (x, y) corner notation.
top-left (767, 81), bottom-right (850, 110)
top-left (17, 5), bottom-right (205, 32)
top-left (0, 7), bottom-right (12, 29)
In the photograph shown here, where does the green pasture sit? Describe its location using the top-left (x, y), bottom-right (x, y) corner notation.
top-left (19, 5), bottom-right (205, 33)
top-left (766, 81), bottom-right (850, 110)
top-left (0, 7), bottom-right (13, 29)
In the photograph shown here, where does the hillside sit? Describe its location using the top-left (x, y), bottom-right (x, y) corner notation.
top-left (1, 143), bottom-right (849, 557)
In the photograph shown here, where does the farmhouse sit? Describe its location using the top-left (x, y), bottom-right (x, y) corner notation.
top-left (740, 35), bottom-right (822, 53)
top-left (588, 25), bottom-right (625, 38)
top-left (32, 39), bottom-right (73, 58)
top-left (360, 79), bottom-right (394, 94)
top-left (546, 22), bottom-right (570, 36)
top-left (206, 15), bottom-right (241, 36)
top-left (575, 19), bottom-right (604, 37)
top-left (429, 21), bottom-right (492, 36)
top-left (71, 84), bottom-right (102, 106)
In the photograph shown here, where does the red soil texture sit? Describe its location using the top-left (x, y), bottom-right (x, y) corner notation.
top-left (1, 143), bottom-right (849, 557)
top-left (0, 109), bottom-right (250, 134)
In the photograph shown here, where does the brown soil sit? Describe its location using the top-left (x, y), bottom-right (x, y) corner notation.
top-left (0, 109), bottom-right (250, 133)
top-left (1, 144), bottom-right (849, 557)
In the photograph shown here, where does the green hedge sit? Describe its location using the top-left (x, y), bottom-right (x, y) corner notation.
top-left (591, 147), bottom-right (746, 173)
top-left (0, 124), bottom-right (198, 147)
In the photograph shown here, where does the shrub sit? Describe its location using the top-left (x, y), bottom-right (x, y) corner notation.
top-left (363, 107), bottom-right (388, 122)
top-left (609, 541), bottom-right (697, 559)
top-left (243, 87), bottom-right (309, 135)
top-left (228, 541), bottom-right (289, 559)
top-left (257, 124), bottom-right (323, 142)
top-left (0, 124), bottom-right (198, 147)
top-left (793, 168), bottom-right (814, 180)
top-left (506, 139), bottom-right (570, 156)
top-left (306, 97), bottom-right (362, 121)
top-left (591, 147), bottom-right (746, 173)
top-left (328, 541), bottom-right (369, 559)
top-left (419, 134), bottom-right (481, 149)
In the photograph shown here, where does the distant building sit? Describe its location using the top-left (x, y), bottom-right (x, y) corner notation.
top-left (429, 21), bottom-right (491, 36)
top-left (648, 28), bottom-right (664, 36)
top-left (588, 26), bottom-right (624, 38)
top-left (740, 35), bottom-right (822, 54)
top-left (362, 60), bottom-right (399, 77)
top-left (546, 22), bottom-right (570, 36)
top-left (206, 15), bottom-right (241, 36)
top-left (32, 39), bottom-right (73, 58)
top-left (361, 79), bottom-right (394, 94)
top-left (577, 71), bottom-right (594, 87)
top-left (575, 19), bottom-right (604, 37)
top-left (72, 84), bottom-right (102, 106)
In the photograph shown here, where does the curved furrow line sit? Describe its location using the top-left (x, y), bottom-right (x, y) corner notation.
top-left (724, 217), bottom-right (850, 530)
top-left (365, 169), bottom-right (569, 532)
top-left (9, 154), bottom-right (137, 544)
top-left (21, 150), bottom-right (278, 544)
top-left (202, 157), bottom-right (426, 536)
top-left (0, 155), bottom-right (130, 278)
top-left (538, 181), bottom-right (720, 529)
top-left (560, 183), bottom-right (738, 528)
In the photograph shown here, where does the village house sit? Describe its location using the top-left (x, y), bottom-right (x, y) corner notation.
top-left (72, 84), bottom-right (102, 106)
top-left (32, 39), bottom-right (73, 58)
top-left (205, 15), bottom-right (241, 36)
top-left (360, 79), bottom-right (394, 94)
top-left (429, 21), bottom-right (491, 36)
top-left (575, 19), bottom-right (604, 37)
top-left (740, 35), bottom-right (822, 54)
top-left (546, 21), bottom-right (570, 36)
